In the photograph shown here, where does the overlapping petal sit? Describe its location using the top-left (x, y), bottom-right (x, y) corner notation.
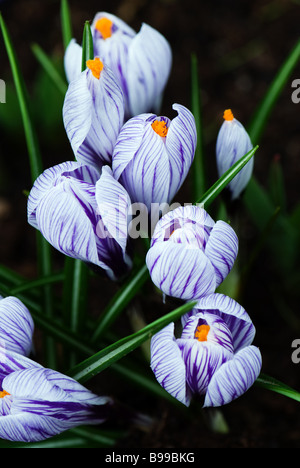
top-left (150, 323), bottom-right (191, 406)
top-left (0, 296), bottom-right (34, 356)
top-left (126, 23), bottom-right (172, 117)
top-left (204, 346), bottom-right (262, 407)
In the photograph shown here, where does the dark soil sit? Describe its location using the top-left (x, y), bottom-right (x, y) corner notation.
top-left (0, 0), bottom-right (300, 448)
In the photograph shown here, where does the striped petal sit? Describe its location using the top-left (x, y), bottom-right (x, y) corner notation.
top-left (0, 367), bottom-right (112, 442)
top-left (216, 111), bottom-right (254, 200)
top-left (63, 65), bottom-right (125, 169)
top-left (64, 39), bottom-right (82, 83)
top-left (0, 348), bottom-right (42, 384)
top-left (203, 345), bottom-right (262, 407)
top-left (204, 220), bottom-right (238, 287)
top-left (183, 294), bottom-right (256, 352)
top-left (178, 339), bottom-right (233, 396)
top-left (146, 241), bottom-right (216, 300)
top-left (27, 161), bottom-right (101, 229)
top-left (150, 323), bottom-right (191, 406)
top-left (127, 23), bottom-right (172, 117)
top-left (0, 297), bottom-right (34, 356)
top-left (94, 166), bottom-right (132, 279)
top-left (112, 113), bottom-right (170, 210)
top-left (165, 104), bottom-right (197, 202)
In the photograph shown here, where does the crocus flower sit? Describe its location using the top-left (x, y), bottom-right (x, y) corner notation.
top-left (150, 293), bottom-right (262, 407)
top-left (216, 109), bottom-right (254, 200)
top-left (63, 56), bottom-right (125, 170)
top-left (0, 296), bottom-right (34, 356)
top-left (112, 104), bottom-right (197, 214)
top-left (145, 205), bottom-right (238, 300)
top-left (64, 12), bottom-right (172, 119)
top-left (27, 161), bottom-right (132, 280)
top-left (0, 348), bottom-right (112, 442)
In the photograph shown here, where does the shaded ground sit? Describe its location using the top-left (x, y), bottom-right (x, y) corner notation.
top-left (0, 0), bottom-right (300, 448)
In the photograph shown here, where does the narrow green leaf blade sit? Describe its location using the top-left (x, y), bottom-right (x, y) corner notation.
top-left (69, 300), bottom-right (197, 383)
top-left (196, 145), bottom-right (258, 207)
top-left (256, 373), bottom-right (300, 403)
top-left (81, 21), bottom-right (94, 72)
top-left (0, 13), bottom-right (42, 181)
top-left (31, 43), bottom-right (67, 96)
top-left (190, 53), bottom-right (206, 201)
top-left (248, 39), bottom-right (300, 145)
top-left (60, 0), bottom-right (73, 50)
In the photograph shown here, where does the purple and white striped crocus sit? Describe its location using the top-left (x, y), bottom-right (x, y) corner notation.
top-left (216, 109), bottom-right (254, 200)
top-left (0, 296), bottom-right (34, 356)
top-left (0, 348), bottom-right (112, 442)
top-left (63, 56), bottom-right (125, 170)
top-left (64, 12), bottom-right (172, 119)
top-left (112, 104), bottom-right (197, 213)
top-left (145, 205), bottom-right (238, 300)
top-left (150, 293), bottom-right (262, 407)
top-left (27, 161), bottom-right (132, 280)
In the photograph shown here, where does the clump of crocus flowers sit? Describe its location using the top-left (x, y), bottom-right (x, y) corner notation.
top-left (0, 8), bottom-right (263, 444)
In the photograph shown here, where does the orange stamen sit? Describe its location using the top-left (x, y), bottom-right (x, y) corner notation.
top-left (95, 17), bottom-right (113, 40)
top-left (0, 390), bottom-right (10, 398)
top-left (151, 120), bottom-right (168, 137)
top-left (194, 324), bottom-right (210, 342)
top-left (86, 57), bottom-right (104, 80)
top-left (223, 109), bottom-right (234, 121)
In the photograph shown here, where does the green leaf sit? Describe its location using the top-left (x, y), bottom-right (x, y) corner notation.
top-left (190, 53), bottom-right (206, 201)
top-left (196, 145), bottom-right (259, 207)
top-left (0, 14), bottom-right (42, 181)
top-left (60, 0), bottom-right (73, 50)
top-left (256, 373), bottom-right (300, 403)
top-left (68, 300), bottom-right (197, 383)
top-left (31, 43), bottom-right (68, 96)
top-left (248, 38), bottom-right (300, 145)
top-left (91, 264), bottom-right (149, 343)
top-left (81, 21), bottom-right (94, 72)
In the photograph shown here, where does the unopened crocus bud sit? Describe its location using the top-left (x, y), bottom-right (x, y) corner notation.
top-left (216, 109), bottom-right (254, 200)
top-left (112, 104), bottom-right (197, 215)
top-left (27, 162), bottom-right (132, 280)
top-left (146, 205), bottom-right (238, 300)
top-left (63, 57), bottom-right (125, 170)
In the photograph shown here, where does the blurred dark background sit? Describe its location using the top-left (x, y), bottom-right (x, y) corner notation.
top-left (0, 0), bottom-right (300, 448)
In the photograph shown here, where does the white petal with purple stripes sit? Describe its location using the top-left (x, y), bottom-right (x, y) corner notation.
top-left (150, 323), bottom-right (191, 406)
top-left (203, 345), bottom-right (262, 407)
top-left (63, 66), bottom-right (125, 169)
top-left (204, 220), bottom-right (239, 287)
top-left (127, 23), bottom-right (172, 116)
top-left (0, 296), bottom-right (34, 356)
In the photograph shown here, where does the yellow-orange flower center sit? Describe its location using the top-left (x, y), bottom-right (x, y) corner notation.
top-left (194, 324), bottom-right (210, 342)
top-left (151, 120), bottom-right (168, 137)
top-left (0, 390), bottom-right (10, 398)
top-left (95, 17), bottom-right (113, 39)
top-left (223, 109), bottom-right (234, 121)
top-left (86, 57), bottom-right (104, 80)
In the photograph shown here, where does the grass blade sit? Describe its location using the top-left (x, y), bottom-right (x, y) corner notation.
top-left (190, 53), bottom-right (206, 201)
top-left (196, 145), bottom-right (259, 207)
top-left (248, 39), bottom-right (300, 145)
top-left (31, 43), bottom-right (67, 96)
top-left (68, 300), bottom-right (197, 383)
top-left (60, 0), bottom-right (73, 50)
top-left (81, 21), bottom-right (94, 71)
